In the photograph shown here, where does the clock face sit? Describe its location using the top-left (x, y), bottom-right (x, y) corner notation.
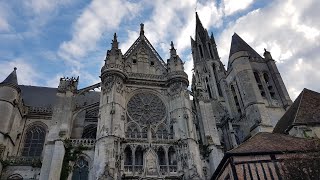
top-left (127, 92), bottom-right (166, 125)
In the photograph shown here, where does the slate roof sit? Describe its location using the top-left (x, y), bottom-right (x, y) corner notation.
top-left (228, 132), bottom-right (320, 154)
top-left (1, 68), bottom-right (18, 86)
top-left (19, 85), bottom-right (57, 107)
top-left (19, 85), bottom-right (100, 108)
top-left (229, 33), bottom-right (262, 58)
top-left (273, 88), bottom-right (320, 133)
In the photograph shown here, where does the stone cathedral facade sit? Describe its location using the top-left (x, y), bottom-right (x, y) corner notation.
top-left (0, 13), bottom-right (292, 180)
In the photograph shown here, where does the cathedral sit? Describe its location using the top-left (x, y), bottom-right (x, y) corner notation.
top-left (1, 12), bottom-right (318, 180)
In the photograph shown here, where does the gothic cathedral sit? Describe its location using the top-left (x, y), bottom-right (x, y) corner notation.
top-left (0, 13), bottom-right (291, 180)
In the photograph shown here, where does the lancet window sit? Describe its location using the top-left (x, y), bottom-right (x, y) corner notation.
top-left (22, 124), bottom-right (46, 157)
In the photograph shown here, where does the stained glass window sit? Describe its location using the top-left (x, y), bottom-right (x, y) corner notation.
top-left (22, 125), bottom-right (46, 157)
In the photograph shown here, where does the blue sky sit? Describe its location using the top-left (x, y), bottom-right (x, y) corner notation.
top-left (0, 0), bottom-right (319, 100)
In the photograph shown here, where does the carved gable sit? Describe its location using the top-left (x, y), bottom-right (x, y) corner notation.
top-left (124, 35), bottom-right (167, 76)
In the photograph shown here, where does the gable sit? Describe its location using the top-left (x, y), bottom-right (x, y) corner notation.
top-left (123, 35), bottom-right (167, 76)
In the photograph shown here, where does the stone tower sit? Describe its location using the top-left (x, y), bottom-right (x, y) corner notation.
top-left (0, 68), bottom-right (25, 167)
top-left (191, 13), bottom-right (225, 177)
top-left (95, 24), bottom-right (204, 179)
top-left (220, 33), bottom-right (292, 150)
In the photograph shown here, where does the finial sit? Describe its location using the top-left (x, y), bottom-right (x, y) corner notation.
top-left (170, 41), bottom-right (175, 50)
top-left (14, 67), bottom-right (17, 71)
top-left (113, 33), bottom-right (117, 42)
top-left (111, 32), bottom-right (118, 49)
top-left (264, 48), bottom-right (267, 52)
top-left (140, 23), bottom-right (144, 35)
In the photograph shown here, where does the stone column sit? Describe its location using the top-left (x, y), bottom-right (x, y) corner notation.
top-left (48, 140), bottom-right (65, 180)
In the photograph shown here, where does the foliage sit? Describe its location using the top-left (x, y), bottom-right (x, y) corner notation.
top-left (60, 139), bottom-right (90, 180)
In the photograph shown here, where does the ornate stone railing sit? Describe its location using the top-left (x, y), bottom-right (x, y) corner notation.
top-left (70, 139), bottom-right (96, 147)
top-left (5, 156), bottom-right (42, 167)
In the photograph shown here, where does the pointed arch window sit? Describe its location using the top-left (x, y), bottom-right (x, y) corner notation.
top-left (263, 73), bottom-right (277, 99)
top-left (135, 146), bottom-right (144, 172)
top-left (156, 125), bottom-right (168, 139)
top-left (231, 85), bottom-right (241, 114)
top-left (126, 124), bottom-right (139, 138)
top-left (212, 64), bottom-right (223, 97)
top-left (82, 124), bottom-right (97, 139)
top-left (168, 147), bottom-right (177, 172)
top-left (157, 147), bottom-right (166, 173)
top-left (22, 125), bottom-right (46, 157)
top-left (72, 157), bottom-right (89, 180)
top-left (254, 72), bottom-right (266, 98)
top-left (124, 146), bottom-right (133, 172)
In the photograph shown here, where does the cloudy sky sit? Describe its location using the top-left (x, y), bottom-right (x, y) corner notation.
top-left (0, 0), bottom-right (319, 100)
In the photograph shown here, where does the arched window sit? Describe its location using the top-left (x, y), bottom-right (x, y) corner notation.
top-left (126, 124), bottom-right (139, 138)
top-left (198, 45), bottom-right (204, 58)
top-left (82, 124), bottom-right (97, 139)
top-left (7, 174), bottom-right (23, 180)
top-left (169, 125), bottom-right (174, 139)
top-left (72, 157), bottom-right (89, 180)
top-left (168, 147), bottom-right (177, 172)
top-left (254, 72), bottom-right (266, 98)
top-left (156, 125), bottom-right (168, 139)
top-left (208, 42), bottom-right (214, 59)
top-left (263, 73), bottom-right (276, 99)
top-left (141, 127), bottom-right (148, 139)
top-left (206, 77), bottom-right (213, 99)
top-left (212, 64), bottom-right (223, 97)
top-left (22, 125), bottom-right (46, 157)
top-left (135, 146), bottom-right (143, 172)
top-left (231, 85), bottom-right (241, 114)
top-left (124, 146), bottom-right (133, 172)
top-left (157, 147), bottom-right (166, 173)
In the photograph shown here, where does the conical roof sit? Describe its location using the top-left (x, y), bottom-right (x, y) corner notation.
top-left (1, 67), bottom-right (18, 85)
top-left (229, 33), bottom-right (261, 58)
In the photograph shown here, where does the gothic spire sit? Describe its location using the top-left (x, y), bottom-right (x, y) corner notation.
top-left (229, 33), bottom-right (261, 58)
top-left (1, 67), bottom-right (18, 85)
top-left (195, 12), bottom-right (206, 40)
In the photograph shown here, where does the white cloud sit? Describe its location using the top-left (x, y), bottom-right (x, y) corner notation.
top-left (58, 0), bottom-right (141, 63)
top-left (0, 59), bottom-right (40, 86)
top-left (223, 0), bottom-right (254, 16)
top-left (23, 0), bottom-right (72, 14)
top-left (216, 0), bottom-right (320, 99)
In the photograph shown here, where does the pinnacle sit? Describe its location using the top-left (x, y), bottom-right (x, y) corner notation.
top-left (1, 67), bottom-right (18, 85)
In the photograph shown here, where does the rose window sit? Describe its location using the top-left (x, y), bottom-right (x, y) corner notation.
top-left (127, 92), bottom-right (166, 125)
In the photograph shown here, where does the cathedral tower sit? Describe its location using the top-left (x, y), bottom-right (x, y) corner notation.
top-left (221, 33), bottom-right (292, 149)
top-left (191, 13), bottom-right (225, 177)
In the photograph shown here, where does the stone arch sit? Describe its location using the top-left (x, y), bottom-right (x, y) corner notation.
top-left (168, 146), bottom-right (177, 172)
top-left (21, 122), bottom-right (47, 157)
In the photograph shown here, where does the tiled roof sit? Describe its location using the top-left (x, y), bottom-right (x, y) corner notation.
top-left (273, 88), bottom-right (320, 133)
top-left (228, 132), bottom-right (320, 154)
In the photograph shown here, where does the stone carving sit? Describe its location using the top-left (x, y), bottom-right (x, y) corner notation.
top-left (145, 149), bottom-right (158, 176)
top-left (127, 92), bottom-right (166, 125)
top-left (115, 78), bottom-right (124, 94)
top-left (103, 75), bottom-right (115, 93)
